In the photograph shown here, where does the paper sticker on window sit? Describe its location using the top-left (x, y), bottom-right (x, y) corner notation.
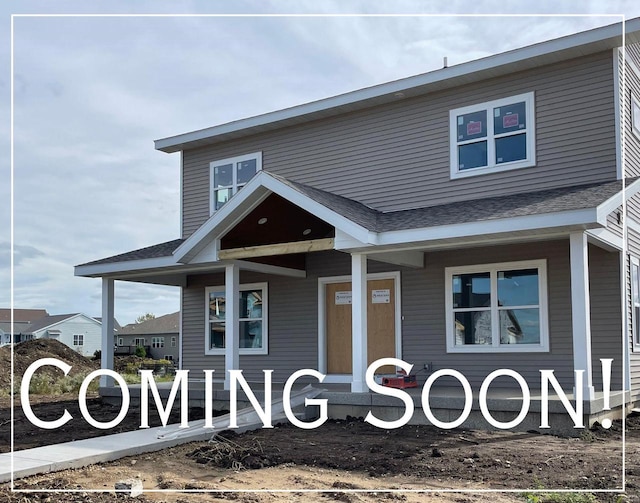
top-left (503, 113), bottom-right (519, 129)
top-left (467, 121), bottom-right (482, 136)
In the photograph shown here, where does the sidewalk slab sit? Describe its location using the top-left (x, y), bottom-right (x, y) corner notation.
top-left (0, 385), bottom-right (322, 483)
top-left (0, 422), bottom-right (215, 482)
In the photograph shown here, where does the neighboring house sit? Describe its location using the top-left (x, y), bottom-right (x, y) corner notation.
top-left (26, 314), bottom-right (103, 357)
top-left (0, 309), bottom-right (103, 356)
top-left (0, 309), bottom-right (49, 345)
top-left (116, 312), bottom-right (180, 362)
top-left (93, 317), bottom-right (123, 333)
top-left (76, 19), bottom-right (640, 427)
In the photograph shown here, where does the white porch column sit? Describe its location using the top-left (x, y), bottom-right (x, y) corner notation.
top-left (224, 264), bottom-right (240, 391)
top-left (569, 232), bottom-right (595, 400)
top-left (100, 278), bottom-right (115, 387)
top-left (351, 253), bottom-right (368, 393)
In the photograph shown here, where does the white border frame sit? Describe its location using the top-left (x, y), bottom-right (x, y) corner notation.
top-left (445, 259), bottom-right (549, 353)
top-left (317, 271), bottom-right (402, 382)
top-left (209, 151), bottom-right (263, 215)
top-left (10, 12), bottom-right (629, 499)
top-left (449, 92), bottom-right (536, 179)
top-left (204, 281), bottom-right (268, 356)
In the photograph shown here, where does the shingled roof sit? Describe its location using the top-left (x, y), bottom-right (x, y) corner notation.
top-left (78, 239), bottom-right (184, 267)
top-left (376, 179), bottom-right (625, 232)
top-left (119, 312), bottom-right (180, 335)
top-left (279, 176), bottom-right (624, 233)
top-left (76, 176), bottom-right (626, 268)
top-left (0, 309), bottom-right (49, 323)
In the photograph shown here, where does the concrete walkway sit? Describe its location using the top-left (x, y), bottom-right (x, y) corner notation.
top-left (0, 420), bottom-right (218, 483)
top-left (0, 386), bottom-right (322, 483)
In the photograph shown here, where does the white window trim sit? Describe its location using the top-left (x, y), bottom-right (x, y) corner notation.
top-left (449, 92), bottom-right (536, 179)
top-left (73, 334), bottom-right (84, 346)
top-left (209, 151), bottom-right (262, 215)
top-left (171, 336), bottom-right (177, 347)
top-left (632, 94), bottom-right (640, 140)
top-left (205, 282), bottom-right (268, 356)
top-left (631, 256), bottom-right (640, 352)
top-left (152, 336), bottom-right (165, 349)
top-left (117, 337), bottom-right (124, 346)
top-left (445, 259), bottom-right (549, 353)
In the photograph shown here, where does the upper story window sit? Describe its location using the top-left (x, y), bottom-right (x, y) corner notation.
top-left (445, 259), bottom-right (549, 353)
top-left (449, 92), bottom-right (536, 179)
top-left (210, 152), bottom-right (262, 213)
top-left (73, 334), bottom-right (84, 346)
top-left (632, 95), bottom-right (640, 139)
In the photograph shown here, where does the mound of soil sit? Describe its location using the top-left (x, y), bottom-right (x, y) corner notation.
top-left (0, 339), bottom-right (100, 388)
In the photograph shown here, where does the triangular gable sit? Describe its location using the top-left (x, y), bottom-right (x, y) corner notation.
top-left (28, 313), bottom-right (95, 335)
top-left (173, 171), bottom-right (376, 264)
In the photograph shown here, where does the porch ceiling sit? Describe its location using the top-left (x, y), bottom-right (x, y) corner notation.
top-left (220, 193), bottom-right (334, 249)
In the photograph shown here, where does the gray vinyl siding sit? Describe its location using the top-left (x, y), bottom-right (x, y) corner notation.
top-left (628, 228), bottom-right (640, 399)
top-left (625, 43), bottom-right (640, 177)
top-left (588, 245), bottom-right (623, 396)
top-left (629, 193), bottom-right (640, 223)
top-left (181, 240), bottom-right (622, 392)
top-left (181, 51), bottom-right (617, 238)
top-left (607, 206), bottom-right (624, 238)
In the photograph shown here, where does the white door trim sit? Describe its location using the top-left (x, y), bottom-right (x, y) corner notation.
top-left (318, 271), bottom-right (402, 382)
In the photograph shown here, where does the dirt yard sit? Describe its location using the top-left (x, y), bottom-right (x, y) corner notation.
top-left (1, 394), bottom-right (639, 502)
top-left (1, 340), bottom-right (639, 502)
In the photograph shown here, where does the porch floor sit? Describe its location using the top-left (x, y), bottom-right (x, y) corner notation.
top-left (100, 379), bottom-right (630, 417)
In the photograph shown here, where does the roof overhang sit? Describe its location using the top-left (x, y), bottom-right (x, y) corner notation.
top-left (155, 18), bottom-right (640, 153)
top-left (75, 176), bottom-right (635, 281)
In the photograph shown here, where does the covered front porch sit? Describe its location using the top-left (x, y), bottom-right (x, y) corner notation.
top-left (97, 378), bottom-right (631, 435)
top-left (76, 172), bottom-right (633, 428)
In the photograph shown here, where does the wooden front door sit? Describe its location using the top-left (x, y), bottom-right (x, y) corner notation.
top-left (325, 278), bottom-right (396, 374)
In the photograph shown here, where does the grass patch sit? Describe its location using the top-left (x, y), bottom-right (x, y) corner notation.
top-left (118, 373), bottom-right (176, 385)
top-left (523, 492), bottom-right (598, 503)
top-left (27, 372), bottom-right (100, 395)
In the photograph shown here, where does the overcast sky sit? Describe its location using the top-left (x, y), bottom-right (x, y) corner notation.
top-left (1, 1), bottom-right (640, 325)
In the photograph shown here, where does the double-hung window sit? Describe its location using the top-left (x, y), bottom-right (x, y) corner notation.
top-left (152, 337), bottom-right (165, 349)
top-left (210, 152), bottom-right (262, 213)
top-left (445, 260), bottom-right (548, 353)
top-left (73, 334), bottom-right (84, 346)
top-left (450, 92), bottom-right (535, 179)
top-left (205, 282), bottom-right (268, 355)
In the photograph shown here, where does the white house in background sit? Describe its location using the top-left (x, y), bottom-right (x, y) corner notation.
top-left (26, 313), bottom-right (103, 356)
top-left (0, 308), bottom-right (50, 345)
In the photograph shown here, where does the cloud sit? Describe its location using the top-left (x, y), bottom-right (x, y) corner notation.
top-left (2, 2), bottom-right (639, 324)
top-left (0, 242), bottom-right (45, 268)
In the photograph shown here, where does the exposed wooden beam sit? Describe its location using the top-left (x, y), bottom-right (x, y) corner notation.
top-left (218, 238), bottom-right (334, 260)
